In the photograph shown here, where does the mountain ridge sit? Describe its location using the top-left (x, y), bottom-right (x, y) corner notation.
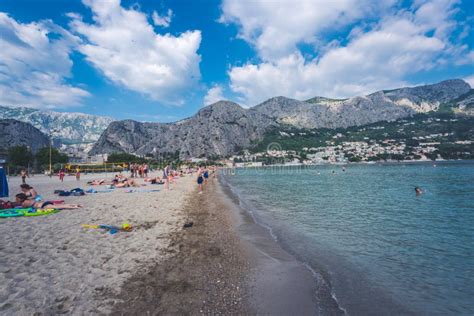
top-left (0, 106), bottom-right (114, 145)
top-left (91, 79), bottom-right (472, 158)
top-left (0, 119), bottom-right (50, 153)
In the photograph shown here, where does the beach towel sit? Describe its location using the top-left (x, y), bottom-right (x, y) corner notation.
top-left (0, 208), bottom-right (59, 218)
top-left (86, 188), bottom-right (114, 194)
top-left (55, 188), bottom-right (85, 196)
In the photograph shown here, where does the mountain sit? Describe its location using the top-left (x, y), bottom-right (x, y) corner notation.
top-left (0, 119), bottom-right (50, 153)
top-left (91, 101), bottom-right (271, 158)
top-left (0, 106), bottom-right (114, 145)
top-left (91, 79), bottom-right (472, 159)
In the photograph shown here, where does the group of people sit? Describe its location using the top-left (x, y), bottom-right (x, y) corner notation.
top-left (0, 183), bottom-right (82, 210)
top-left (129, 163), bottom-right (149, 178)
top-left (58, 168), bottom-right (81, 182)
top-left (196, 165), bottom-right (216, 193)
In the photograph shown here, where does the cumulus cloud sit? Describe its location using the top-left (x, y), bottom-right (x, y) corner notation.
top-left (464, 75), bottom-right (474, 88)
top-left (204, 84), bottom-right (225, 105)
top-left (0, 13), bottom-right (89, 108)
top-left (69, 0), bottom-right (201, 105)
top-left (224, 0), bottom-right (469, 105)
top-left (220, 0), bottom-right (395, 61)
top-left (152, 8), bottom-right (172, 28)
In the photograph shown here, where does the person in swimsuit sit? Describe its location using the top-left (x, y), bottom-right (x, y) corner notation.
top-left (20, 169), bottom-right (27, 184)
top-left (203, 167), bottom-right (209, 185)
top-left (15, 193), bottom-right (82, 209)
top-left (163, 164), bottom-right (170, 190)
top-left (75, 167), bottom-right (81, 181)
top-left (59, 169), bottom-right (65, 182)
top-left (20, 184), bottom-right (38, 200)
top-left (197, 166), bottom-right (204, 193)
top-left (415, 187), bottom-right (423, 196)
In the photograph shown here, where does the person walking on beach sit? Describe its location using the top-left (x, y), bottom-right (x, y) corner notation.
top-left (163, 163), bottom-right (171, 190)
top-left (59, 169), bottom-right (65, 182)
top-left (197, 166), bottom-right (204, 194)
top-left (75, 167), bottom-right (81, 181)
top-left (203, 166), bottom-right (209, 185)
top-left (143, 163), bottom-right (148, 178)
top-left (20, 169), bottom-right (27, 184)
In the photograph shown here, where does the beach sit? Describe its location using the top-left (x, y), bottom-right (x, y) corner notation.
top-left (1, 172), bottom-right (195, 314)
top-left (1, 171), bottom-right (326, 314)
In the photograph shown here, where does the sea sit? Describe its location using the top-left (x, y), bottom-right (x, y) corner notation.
top-left (221, 161), bottom-right (474, 315)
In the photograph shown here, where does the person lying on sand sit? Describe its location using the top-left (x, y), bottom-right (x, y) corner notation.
top-left (115, 179), bottom-right (140, 188)
top-left (15, 193), bottom-right (82, 209)
top-left (144, 177), bottom-right (164, 184)
top-left (20, 184), bottom-right (38, 199)
top-left (87, 179), bottom-right (107, 185)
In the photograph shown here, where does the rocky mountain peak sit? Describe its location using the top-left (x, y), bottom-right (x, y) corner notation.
top-left (0, 119), bottom-right (50, 153)
top-left (91, 79), bottom-right (473, 158)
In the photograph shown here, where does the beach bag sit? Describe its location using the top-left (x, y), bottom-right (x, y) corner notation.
top-left (0, 199), bottom-right (13, 210)
top-left (70, 188), bottom-right (85, 196)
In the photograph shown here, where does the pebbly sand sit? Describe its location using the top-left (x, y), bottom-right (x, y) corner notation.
top-left (1, 171), bottom-right (321, 315)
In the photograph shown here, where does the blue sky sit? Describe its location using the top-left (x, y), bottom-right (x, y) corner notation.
top-left (0, 0), bottom-right (473, 122)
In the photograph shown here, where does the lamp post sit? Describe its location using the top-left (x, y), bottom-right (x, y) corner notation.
top-left (49, 129), bottom-right (59, 177)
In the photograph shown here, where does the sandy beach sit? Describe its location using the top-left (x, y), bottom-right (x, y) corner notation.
top-left (1, 172), bottom-right (194, 314)
top-left (1, 171), bottom-right (323, 315)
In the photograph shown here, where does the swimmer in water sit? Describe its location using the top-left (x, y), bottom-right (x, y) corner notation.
top-left (415, 187), bottom-right (423, 196)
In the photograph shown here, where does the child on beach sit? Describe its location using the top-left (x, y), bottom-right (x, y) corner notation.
top-left (15, 193), bottom-right (82, 209)
top-left (20, 169), bottom-right (28, 184)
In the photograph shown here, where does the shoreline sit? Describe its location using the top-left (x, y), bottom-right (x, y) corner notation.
top-left (219, 175), bottom-right (343, 315)
top-left (113, 176), bottom-right (332, 315)
top-left (112, 178), bottom-right (250, 314)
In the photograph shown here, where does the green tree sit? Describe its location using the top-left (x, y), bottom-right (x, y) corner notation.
top-left (107, 152), bottom-right (146, 164)
top-left (8, 146), bottom-right (33, 168)
top-left (35, 147), bottom-right (68, 169)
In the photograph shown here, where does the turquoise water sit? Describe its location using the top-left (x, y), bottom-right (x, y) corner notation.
top-left (222, 161), bottom-right (474, 315)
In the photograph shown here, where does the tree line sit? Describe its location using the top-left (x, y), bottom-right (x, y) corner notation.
top-left (6, 145), bottom-right (68, 174)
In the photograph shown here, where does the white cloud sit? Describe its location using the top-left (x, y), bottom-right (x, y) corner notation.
top-left (220, 0), bottom-right (396, 61)
top-left (69, 0), bottom-right (201, 105)
top-left (0, 13), bottom-right (89, 108)
top-left (152, 8), bottom-right (172, 28)
top-left (204, 84), bottom-right (225, 105)
top-left (464, 75), bottom-right (474, 88)
top-left (225, 0), bottom-right (469, 105)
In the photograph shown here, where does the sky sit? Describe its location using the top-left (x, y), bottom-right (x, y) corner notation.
top-left (0, 0), bottom-right (473, 122)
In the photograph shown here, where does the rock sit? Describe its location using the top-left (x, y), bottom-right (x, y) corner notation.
top-left (0, 105), bottom-right (113, 145)
top-left (90, 79), bottom-right (471, 159)
top-left (0, 119), bottom-right (49, 152)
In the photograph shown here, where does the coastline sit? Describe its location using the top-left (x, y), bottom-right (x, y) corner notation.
top-left (113, 175), bottom-right (333, 315)
top-left (112, 178), bottom-right (250, 314)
